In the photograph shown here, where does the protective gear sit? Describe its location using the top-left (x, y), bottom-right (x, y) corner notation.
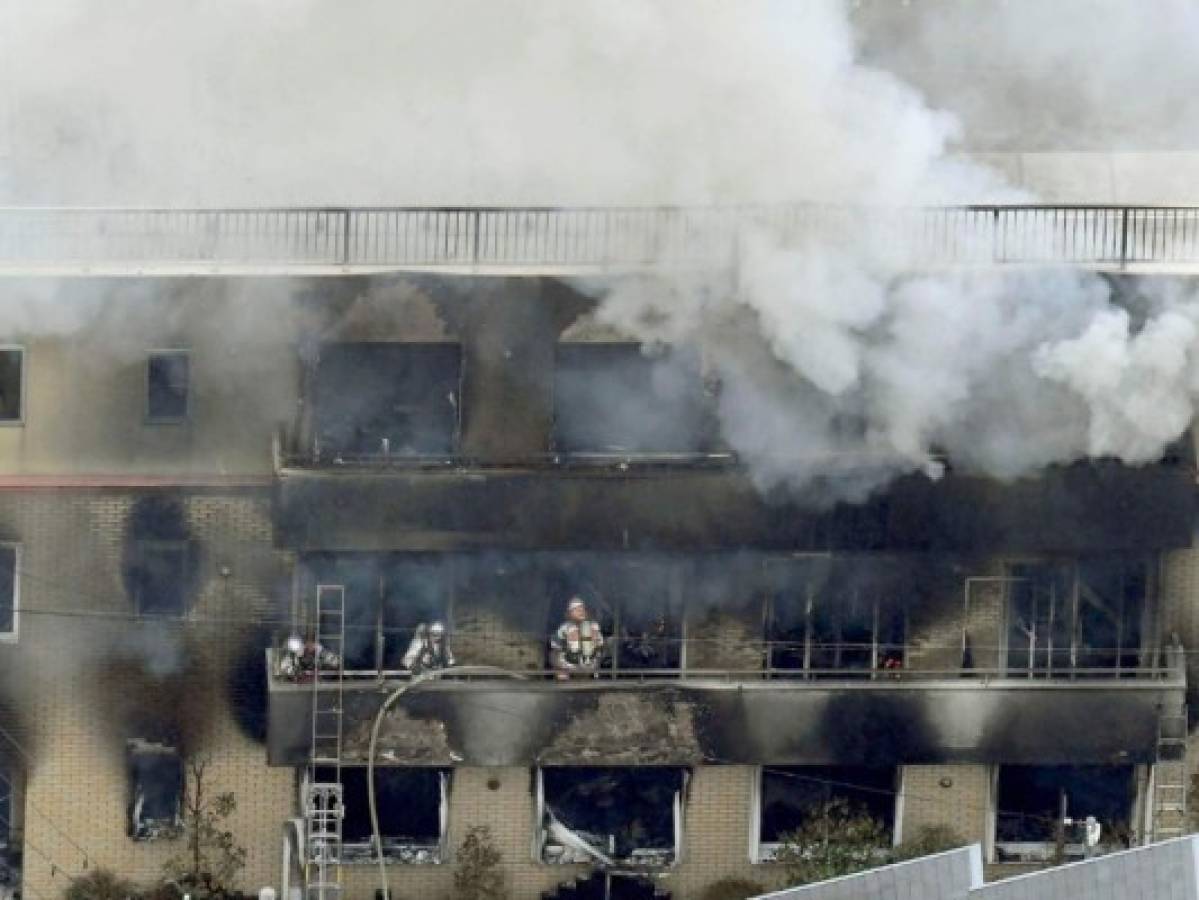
top-left (278, 635), bottom-right (340, 680)
top-left (403, 621), bottom-right (455, 675)
top-left (550, 599), bottom-right (604, 677)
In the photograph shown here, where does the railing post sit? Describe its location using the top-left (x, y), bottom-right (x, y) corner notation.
top-left (341, 209), bottom-right (351, 265)
top-left (472, 209), bottom-right (481, 265)
top-left (1119, 207), bottom-right (1130, 267)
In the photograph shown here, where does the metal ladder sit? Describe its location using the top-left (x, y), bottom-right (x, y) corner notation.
top-left (305, 584), bottom-right (347, 900)
top-left (1152, 704), bottom-right (1189, 843)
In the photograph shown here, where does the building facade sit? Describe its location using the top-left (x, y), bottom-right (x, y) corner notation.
top-left (0, 208), bottom-right (1195, 900)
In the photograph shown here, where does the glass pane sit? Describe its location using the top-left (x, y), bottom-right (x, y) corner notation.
top-left (0, 350), bottom-right (22, 421)
top-left (147, 352), bottom-right (189, 420)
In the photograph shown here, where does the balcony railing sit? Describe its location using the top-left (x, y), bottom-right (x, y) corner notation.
top-left (2, 205), bottom-right (1199, 270)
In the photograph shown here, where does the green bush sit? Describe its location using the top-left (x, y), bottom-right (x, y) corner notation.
top-left (774, 798), bottom-right (889, 885)
top-left (63, 869), bottom-right (139, 900)
top-left (890, 824), bottom-right (966, 862)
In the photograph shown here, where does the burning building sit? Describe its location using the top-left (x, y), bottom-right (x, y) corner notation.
top-left (0, 204), bottom-right (1193, 900)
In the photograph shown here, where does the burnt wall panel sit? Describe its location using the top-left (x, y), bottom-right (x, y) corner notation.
top-left (274, 463), bottom-right (1195, 553)
top-left (266, 680), bottom-right (1179, 768)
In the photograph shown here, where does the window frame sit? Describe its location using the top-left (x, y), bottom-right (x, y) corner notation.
top-left (145, 348), bottom-right (191, 424)
top-left (749, 764), bottom-right (901, 863)
top-left (0, 346), bottom-right (26, 426)
top-left (0, 543), bottom-right (20, 641)
top-left (131, 539), bottom-right (191, 619)
top-left (309, 765), bottom-right (450, 864)
top-left (534, 766), bottom-right (688, 868)
top-left (996, 557), bottom-right (1154, 677)
top-left (989, 763), bottom-right (1144, 863)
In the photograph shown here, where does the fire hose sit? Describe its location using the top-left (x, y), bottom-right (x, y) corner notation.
top-left (367, 665), bottom-right (525, 900)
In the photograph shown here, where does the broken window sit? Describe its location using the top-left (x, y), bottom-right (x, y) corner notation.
top-left (765, 558), bottom-right (906, 677)
top-left (313, 766), bottom-right (448, 863)
top-left (553, 343), bottom-right (715, 455)
top-left (300, 554), bottom-right (451, 675)
top-left (130, 540), bottom-right (190, 618)
top-left (994, 765), bottom-right (1136, 862)
top-left (754, 766), bottom-right (897, 861)
top-left (127, 740), bottom-right (183, 841)
top-left (544, 556), bottom-right (683, 672)
top-left (0, 348), bottom-right (23, 423)
top-left (1076, 558), bottom-right (1147, 672)
top-left (312, 343), bottom-right (461, 458)
top-left (0, 545), bottom-right (17, 638)
top-left (1003, 558), bottom-right (1151, 675)
top-left (538, 767), bottom-right (687, 867)
top-left (146, 350), bottom-right (190, 422)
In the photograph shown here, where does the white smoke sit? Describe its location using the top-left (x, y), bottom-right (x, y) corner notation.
top-left (3, 0), bottom-right (1199, 501)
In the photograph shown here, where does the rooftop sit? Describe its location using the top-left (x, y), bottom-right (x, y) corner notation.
top-left (1, 204), bottom-right (1197, 276)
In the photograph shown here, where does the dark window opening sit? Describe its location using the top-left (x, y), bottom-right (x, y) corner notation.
top-left (542, 873), bottom-right (671, 900)
top-left (299, 555), bottom-right (450, 675)
top-left (540, 767), bottom-right (686, 867)
top-left (0, 349), bottom-right (22, 423)
top-left (1004, 558), bottom-right (1150, 675)
top-left (0, 546), bottom-right (15, 635)
top-left (130, 541), bottom-right (190, 618)
top-left (553, 344), bottom-right (715, 455)
top-left (314, 766), bottom-right (447, 863)
top-left (758, 766), bottom-right (896, 855)
top-left (312, 343), bottom-right (461, 457)
top-left (1077, 558), bottom-right (1146, 672)
top-left (765, 559), bottom-right (906, 677)
top-left (995, 766), bottom-right (1135, 861)
top-left (127, 741), bottom-right (183, 842)
top-left (147, 351), bottom-right (190, 421)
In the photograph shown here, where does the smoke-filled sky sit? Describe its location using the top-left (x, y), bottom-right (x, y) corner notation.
top-left (4, 0), bottom-right (1199, 501)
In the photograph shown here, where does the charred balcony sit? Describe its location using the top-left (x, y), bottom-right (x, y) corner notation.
top-left (265, 654), bottom-right (1184, 769)
top-left (265, 551), bottom-right (1185, 767)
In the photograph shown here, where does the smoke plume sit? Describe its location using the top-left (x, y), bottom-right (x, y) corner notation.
top-left (3, 1), bottom-right (1199, 501)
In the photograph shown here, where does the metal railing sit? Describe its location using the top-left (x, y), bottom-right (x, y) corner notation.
top-left (3, 205), bottom-right (1199, 269)
top-left (266, 647), bottom-right (1184, 687)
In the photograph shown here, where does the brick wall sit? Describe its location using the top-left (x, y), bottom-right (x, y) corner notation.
top-left (900, 765), bottom-right (991, 847)
top-left (0, 488), bottom-right (295, 899)
top-left (907, 560), bottom-right (1005, 673)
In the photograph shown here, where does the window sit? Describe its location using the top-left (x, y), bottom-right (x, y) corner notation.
top-left (1002, 558), bottom-right (1150, 675)
top-left (553, 343), bottom-right (715, 455)
top-left (302, 554), bottom-right (450, 675)
top-left (146, 351), bottom-right (190, 422)
top-left (765, 558), bottom-right (906, 677)
top-left (312, 343), bottom-right (461, 458)
top-left (130, 541), bottom-right (190, 618)
top-left (0, 348), bottom-right (24, 423)
top-left (0, 545), bottom-right (17, 638)
top-left (127, 740), bottom-right (183, 841)
top-left (753, 766), bottom-right (898, 862)
top-left (994, 766), bottom-right (1137, 862)
top-left (537, 767), bottom-right (687, 867)
top-left (313, 766), bottom-right (448, 863)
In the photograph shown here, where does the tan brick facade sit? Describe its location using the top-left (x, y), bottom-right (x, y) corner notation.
top-left (0, 488), bottom-right (296, 899)
top-left (900, 765), bottom-right (991, 847)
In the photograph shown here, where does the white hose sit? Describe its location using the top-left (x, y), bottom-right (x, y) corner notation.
top-left (367, 665), bottom-right (524, 900)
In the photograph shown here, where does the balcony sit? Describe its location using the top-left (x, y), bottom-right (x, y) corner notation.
top-left (3, 205), bottom-right (1199, 275)
top-left (272, 456), bottom-right (1194, 553)
top-left (263, 649), bottom-right (1185, 768)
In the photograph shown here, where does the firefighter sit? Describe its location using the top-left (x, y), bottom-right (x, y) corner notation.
top-left (550, 597), bottom-right (604, 680)
top-left (278, 631), bottom-right (341, 680)
top-left (402, 621), bottom-right (455, 676)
